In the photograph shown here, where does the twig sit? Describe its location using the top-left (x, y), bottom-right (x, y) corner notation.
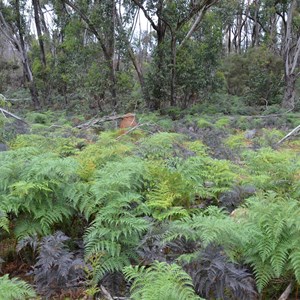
top-left (277, 124), bottom-right (300, 145)
top-left (116, 123), bottom-right (147, 140)
top-left (100, 285), bottom-right (114, 300)
top-left (278, 282), bottom-right (293, 300)
top-left (0, 107), bottom-right (28, 124)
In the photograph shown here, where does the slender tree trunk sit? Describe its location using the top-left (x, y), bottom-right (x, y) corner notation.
top-left (109, 0), bottom-right (117, 107)
top-left (252, 0), bottom-right (260, 47)
top-left (236, 4), bottom-right (243, 53)
top-left (32, 0), bottom-right (46, 67)
top-left (170, 35), bottom-right (177, 107)
top-left (64, 0), bottom-right (117, 106)
top-left (15, 0), bottom-right (40, 108)
top-left (115, 10), bottom-right (149, 101)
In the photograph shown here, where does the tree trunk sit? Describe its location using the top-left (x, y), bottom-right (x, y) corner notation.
top-left (281, 0), bottom-right (299, 110)
top-left (282, 74), bottom-right (296, 110)
top-left (15, 0), bottom-right (40, 108)
top-left (32, 0), bottom-right (46, 67)
top-left (109, 0), bottom-right (117, 107)
top-left (170, 35), bottom-right (177, 107)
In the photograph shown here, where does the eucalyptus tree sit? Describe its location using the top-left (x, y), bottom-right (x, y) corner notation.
top-left (281, 0), bottom-right (300, 109)
top-left (131, 0), bottom-right (219, 109)
top-left (247, 0), bottom-right (300, 109)
top-left (0, 0), bottom-right (40, 108)
top-left (63, 0), bottom-right (118, 107)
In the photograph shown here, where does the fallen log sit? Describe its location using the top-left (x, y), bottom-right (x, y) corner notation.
top-left (0, 107), bottom-right (28, 124)
top-left (278, 282), bottom-right (292, 300)
top-left (277, 124), bottom-right (300, 145)
top-left (76, 113), bottom-right (136, 129)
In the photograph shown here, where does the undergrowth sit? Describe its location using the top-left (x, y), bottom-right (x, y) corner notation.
top-left (0, 111), bottom-right (299, 299)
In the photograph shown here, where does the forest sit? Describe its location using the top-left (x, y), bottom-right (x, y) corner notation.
top-left (0, 0), bottom-right (300, 299)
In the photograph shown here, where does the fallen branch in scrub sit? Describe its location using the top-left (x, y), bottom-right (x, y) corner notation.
top-left (76, 113), bottom-right (136, 129)
top-left (277, 124), bottom-right (300, 145)
top-left (116, 123), bottom-right (147, 140)
top-left (0, 107), bottom-right (28, 124)
top-left (100, 285), bottom-right (114, 300)
top-left (278, 282), bottom-right (292, 300)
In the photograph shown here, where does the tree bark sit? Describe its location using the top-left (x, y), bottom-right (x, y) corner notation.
top-left (170, 35), bottom-right (177, 107)
top-left (282, 74), bottom-right (296, 109)
top-left (32, 0), bottom-right (46, 67)
top-left (282, 0), bottom-right (300, 110)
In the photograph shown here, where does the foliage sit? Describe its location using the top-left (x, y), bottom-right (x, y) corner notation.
top-left (242, 147), bottom-right (300, 195)
top-left (145, 156), bottom-right (236, 219)
top-left (0, 274), bottom-right (36, 300)
top-left (165, 192), bottom-right (300, 293)
top-left (33, 231), bottom-right (85, 298)
top-left (75, 131), bottom-right (135, 180)
top-left (182, 244), bottom-right (257, 300)
top-left (238, 193), bottom-right (300, 291)
top-left (138, 132), bottom-right (186, 160)
top-left (197, 118), bottom-right (213, 129)
top-left (221, 47), bottom-right (284, 106)
top-left (84, 157), bottom-right (150, 280)
top-left (0, 148), bottom-right (80, 238)
top-left (123, 261), bottom-right (202, 300)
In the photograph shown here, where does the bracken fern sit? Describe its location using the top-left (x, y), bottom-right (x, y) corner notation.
top-left (0, 274), bottom-right (36, 300)
top-left (123, 261), bottom-right (203, 300)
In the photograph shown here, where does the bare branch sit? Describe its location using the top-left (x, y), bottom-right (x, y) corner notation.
top-left (0, 107), bottom-right (28, 124)
top-left (277, 125), bottom-right (300, 145)
top-left (131, 0), bottom-right (158, 31)
top-left (178, 6), bottom-right (206, 50)
top-left (278, 282), bottom-right (293, 300)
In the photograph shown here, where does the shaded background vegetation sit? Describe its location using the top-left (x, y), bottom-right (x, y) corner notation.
top-left (0, 0), bottom-right (299, 113)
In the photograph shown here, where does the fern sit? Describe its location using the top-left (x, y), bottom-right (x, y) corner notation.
top-left (76, 131), bottom-right (135, 180)
top-left (123, 261), bottom-right (202, 300)
top-left (84, 193), bottom-right (149, 280)
top-left (240, 193), bottom-right (300, 291)
top-left (0, 149), bottom-right (80, 238)
top-left (0, 274), bottom-right (36, 300)
top-left (164, 193), bottom-right (300, 291)
top-left (164, 206), bottom-right (243, 250)
top-left (181, 245), bottom-right (257, 300)
top-left (242, 148), bottom-right (299, 196)
top-left (145, 156), bottom-right (236, 219)
top-left (85, 157), bottom-right (147, 216)
top-left (138, 132), bottom-right (186, 160)
top-left (84, 158), bottom-right (150, 280)
top-left (33, 231), bottom-right (85, 298)
top-left (0, 210), bottom-right (9, 232)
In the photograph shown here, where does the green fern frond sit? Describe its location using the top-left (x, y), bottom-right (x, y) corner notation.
top-left (14, 219), bottom-right (45, 240)
top-left (0, 211), bottom-right (9, 232)
top-left (0, 274), bottom-right (36, 300)
top-left (241, 193), bottom-right (300, 290)
top-left (138, 132), bottom-right (186, 160)
top-left (84, 169), bottom-right (150, 281)
top-left (93, 256), bottom-right (130, 282)
top-left (243, 148), bottom-right (299, 195)
top-left (153, 206), bottom-right (189, 221)
top-left (290, 250), bottom-right (300, 282)
top-left (123, 261), bottom-right (202, 300)
top-left (251, 261), bottom-right (274, 292)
